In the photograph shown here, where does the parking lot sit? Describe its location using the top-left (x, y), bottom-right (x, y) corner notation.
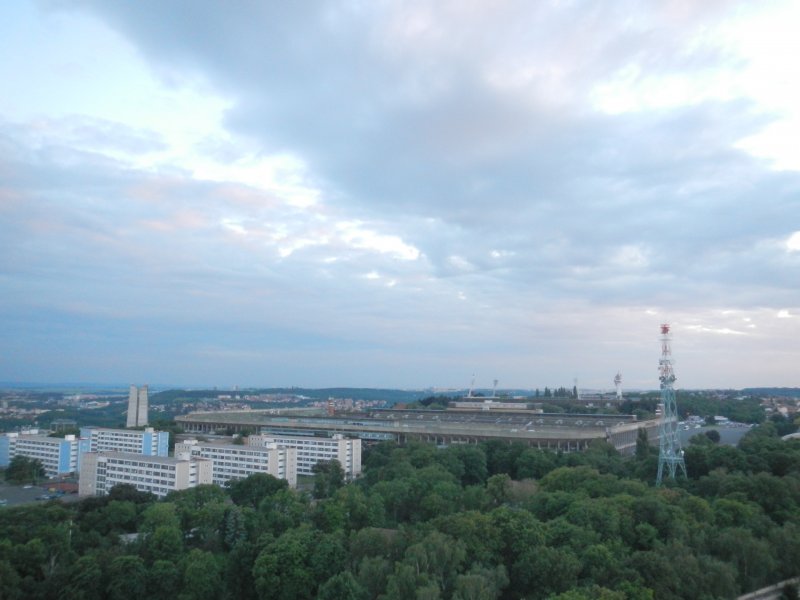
top-left (0, 481), bottom-right (80, 507)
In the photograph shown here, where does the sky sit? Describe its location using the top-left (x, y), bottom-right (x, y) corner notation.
top-left (0, 0), bottom-right (798, 391)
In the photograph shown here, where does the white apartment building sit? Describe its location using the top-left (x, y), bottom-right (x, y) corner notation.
top-left (0, 430), bottom-right (85, 477)
top-left (79, 451), bottom-right (212, 498)
top-left (80, 426), bottom-right (169, 456)
top-left (175, 440), bottom-right (297, 488)
top-left (247, 433), bottom-right (361, 479)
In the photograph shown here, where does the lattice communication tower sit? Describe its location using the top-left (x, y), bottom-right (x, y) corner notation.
top-left (656, 323), bottom-right (687, 485)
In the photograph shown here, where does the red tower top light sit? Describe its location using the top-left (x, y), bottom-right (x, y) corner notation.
top-left (660, 323), bottom-right (670, 335)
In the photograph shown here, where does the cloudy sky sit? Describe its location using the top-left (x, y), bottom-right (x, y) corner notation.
top-left (1, 1), bottom-right (798, 390)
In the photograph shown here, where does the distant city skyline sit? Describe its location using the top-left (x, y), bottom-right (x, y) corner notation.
top-left (1, 2), bottom-right (798, 389)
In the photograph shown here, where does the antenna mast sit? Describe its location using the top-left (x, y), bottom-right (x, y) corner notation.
top-left (656, 324), bottom-right (687, 485)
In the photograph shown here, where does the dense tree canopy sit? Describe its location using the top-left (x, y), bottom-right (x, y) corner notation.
top-left (0, 423), bottom-right (799, 599)
top-left (3, 455), bottom-right (45, 484)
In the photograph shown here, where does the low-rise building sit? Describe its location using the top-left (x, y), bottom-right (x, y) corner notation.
top-left (80, 426), bottom-right (169, 456)
top-left (247, 433), bottom-right (361, 479)
top-left (0, 430), bottom-right (86, 477)
top-left (176, 409), bottom-right (657, 455)
top-left (175, 439), bottom-right (297, 487)
top-left (79, 451), bottom-right (212, 498)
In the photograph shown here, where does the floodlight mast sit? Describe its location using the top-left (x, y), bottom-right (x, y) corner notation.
top-left (656, 323), bottom-right (688, 485)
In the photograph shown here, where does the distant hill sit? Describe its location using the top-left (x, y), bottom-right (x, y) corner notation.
top-left (742, 387), bottom-right (800, 398)
top-left (150, 387), bottom-right (428, 405)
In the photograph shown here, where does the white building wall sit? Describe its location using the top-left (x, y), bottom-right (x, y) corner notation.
top-left (81, 427), bottom-right (168, 456)
top-left (175, 440), bottom-right (297, 487)
top-left (1, 431), bottom-right (80, 477)
top-left (247, 434), bottom-right (361, 479)
top-left (78, 452), bottom-right (212, 498)
top-left (78, 452), bottom-right (99, 496)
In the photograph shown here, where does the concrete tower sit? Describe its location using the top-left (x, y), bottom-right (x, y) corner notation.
top-left (126, 384), bottom-right (149, 427)
top-left (614, 372), bottom-right (623, 401)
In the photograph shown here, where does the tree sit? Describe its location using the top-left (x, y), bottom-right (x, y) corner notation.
top-left (107, 483), bottom-right (156, 504)
top-left (635, 428), bottom-right (652, 460)
top-left (148, 560), bottom-right (181, 600)
top-left (448, 446), bottom-right (488, 486)
top-left (516, 449), bottom-right (557, 480)
top-left (227, 473), bottom-right (288, 508)
top-left (4, 455), bottom-right (45, 484)
top-left (318, 571), bottom-right (367, 600)
top-left (332, 485), bottom-right (383, 530)
top-left (356, 555), bottom-right (392, 600)
top-left (490, 506), bottom-right (545, 567)
top-left (548, 586), bottom-right (628, 600)
top-left (433, 511), bottom-right (502, 566)
top-left (253, 526), bottom-right (317, 600)
top-left (313, 460), bottom-right (345, 499)
top-left (260, 488), bottom-right (310, 534)
top-left (402, 531), bottom-right (466, 595)
top-left (224, 540), bottom-right (260, 600)
top-left (179, 549), bottom-right (222, 600)
top-left (106, 555), bottom-right (148, 600)
top-left (0, 558), bottom-right (22, 600)
top-left (144, 525), bottom-right (183, 562)
top-left (711, 527), bottom-right (777, 591)
top-left (383, 563), bottom-right (431, 600)
top-left (782, 584), bottom-right (799, 600)
top-left (220, 505), bottom-right (248, 549)
top-left (453, 566), bottom-right (508, 600)
top-left (486, 474), bottom-right (511, 506)
top-left (139, 502), bottom-right (181, 535)
top-left (102, 500), bottom-right (137, 533)
top-left (165, 485), bottom-right (227, 546)
top-left (512, 546), bottom-right (581, 598)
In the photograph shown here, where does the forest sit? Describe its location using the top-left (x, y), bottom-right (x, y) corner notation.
top-left (1, 416), bottom-right (799, 600)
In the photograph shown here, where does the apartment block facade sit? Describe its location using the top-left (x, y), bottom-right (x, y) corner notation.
top-left (79, 451), bottom-right (212, 498)
top-left (174, 439), bottom-right (297, 487)
top-left (80, 426), bottom-right (169, 456)
top-left (0, 431), bottom-right (86, 477)
top-left (247, 433), bottom-right (361, 479)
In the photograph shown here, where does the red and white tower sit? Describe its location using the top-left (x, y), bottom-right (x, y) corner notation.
top-left (656, 324), bottom-right (687, 485)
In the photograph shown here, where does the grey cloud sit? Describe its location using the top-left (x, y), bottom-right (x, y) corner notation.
top-left (19, 3), bottom-right (800, 311)
top-left (7, 0), bottom-right (798, 387)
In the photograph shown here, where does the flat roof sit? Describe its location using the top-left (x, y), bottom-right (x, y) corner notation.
top-left (93, 452), bottom-right (209, 464)
top-left (176, 410), bottom-right (653, 441)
